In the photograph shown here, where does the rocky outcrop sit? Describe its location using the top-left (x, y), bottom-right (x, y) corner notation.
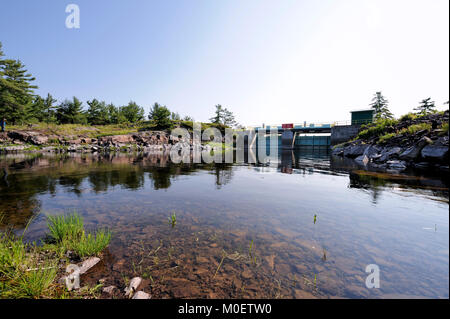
top-left (0, 130), bottom-right (209, 154)
top-left (332, 110), bottom-right (449, 172)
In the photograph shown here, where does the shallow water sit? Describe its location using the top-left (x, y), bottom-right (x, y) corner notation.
top-left (0, 149), bottom-right (448, 299)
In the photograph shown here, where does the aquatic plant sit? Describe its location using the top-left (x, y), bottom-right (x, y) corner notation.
top-left (68, 229), bottom-right (111, 258)
top-left (322, 248), bottom-right (327, 261)
top-left (47, 213), bottom-right (111, 257)
top-left (213, 250), bottom-right (227, 279)
top-left (168, 213), bottom-right (177, 228)
top-left (47, 213), bottom-right (84, 242)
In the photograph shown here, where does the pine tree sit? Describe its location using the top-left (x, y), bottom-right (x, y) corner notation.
top-left (414, 98), bottom-right (436, 115)
top-left (0, 54), bottom-right (37, 124)
top-left (120, 101), bottom-right (144, 123)
top-left (56, 97), bottom-right (86, 124)
top-left (223, 108), bottom-right (236, 127)
top-left (209, 104), bottom-right (237, 127)
top-left (148, 102), bottom-right (171, 128)
top-left (209, 105), bottom-right (224, 124)
top-left (43, 93), bottom-right (57, 124)
top-left (28, 95), bottom-right (46, 122)
top-left (370, 92), bottom-right (393, 120)
top-left (87, 99), bottom-right (109, 125)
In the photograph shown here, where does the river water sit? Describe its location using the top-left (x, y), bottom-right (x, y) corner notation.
top-left (0, 148), bottom-right (448, 299)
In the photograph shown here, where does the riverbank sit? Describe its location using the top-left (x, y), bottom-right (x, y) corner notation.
top-left (0, 129), bottom-right (188, 154)
top-left (0, 212), bottom-right (152, 299)
top-left (332, 110), bottom-right (449, 173)
top-left (0, 122), bottom-right (228, 154)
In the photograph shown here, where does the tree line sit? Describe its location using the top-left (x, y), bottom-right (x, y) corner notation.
top-left (0, 41), bottom-right (239, 128)
top-left (369, 91), bottom-right (447, 121)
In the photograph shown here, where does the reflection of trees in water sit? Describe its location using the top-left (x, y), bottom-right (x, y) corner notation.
top-left (349, 172), bottom-right (385, 204)
top-left (0, 154), bottom-right (237, 228)
top-left (0, 156), bottom-right (48, 229)
top-left (210, 164), bottom-right (234, 189)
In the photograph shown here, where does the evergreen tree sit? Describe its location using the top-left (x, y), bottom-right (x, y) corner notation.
top-left (209, 104), bottom-right (237, 127)
top-left (87, 99), bottom-right (109, 125)
top-left (223, 108), bottom-right (236, 127)
top-left (120, 101), bottom-right (144, 123)
top-left (43, 93), bottom-right (57, 124)
top-left (414, 97), bottom-right (436, 115)
top-left (106, 103), bottom-right (126, 124)
top-left (0, 47), bottom-right (37, 124)
top-left (370, 92), bottom-right (393, 120)
top-left (171, 112), bottom-right (181, 121)
top-left (56, 97), bottom-right (86, 124)
top-left (28, 95), bottom-right (46, 122)
top-left (209, 104), bottom-right (224, 124)
top-left (148, 102), bottom-right (172, 128)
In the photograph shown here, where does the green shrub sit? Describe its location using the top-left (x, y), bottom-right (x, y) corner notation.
top-left (399, 113), bottom-right (417, 122)
top-left (357, 119), bottom-right (398, 140)
top-left (400, 123), bottom-right (431, 135)
top-left (378, 133), bottom-right (396, 144)
top-left (439, 122), bottom-right (449, 135)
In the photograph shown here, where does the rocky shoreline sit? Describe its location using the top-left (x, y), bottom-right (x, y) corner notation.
top-left (0, 130), bottom-right (203, 154)
top-left (332, 110), bottom-right (449, 172)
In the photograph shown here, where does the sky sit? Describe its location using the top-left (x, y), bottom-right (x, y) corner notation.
top-left (0, 0), bottom-right (448, 126)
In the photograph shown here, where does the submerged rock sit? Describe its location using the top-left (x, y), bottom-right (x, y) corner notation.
top-left (124, 277), bottom-right (142, 297)
top-left (132, 291), bottom-right (151, 299)
top-left (103, 285), bottom-right (117, 295)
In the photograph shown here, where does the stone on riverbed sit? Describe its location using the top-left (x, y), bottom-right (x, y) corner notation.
top-left (124, 277), bottom-right (142, 297)
top-left (103, 285), bottom-right (117, 295)
top-left (79, 257), bottom-right (101, 275)
top-left (132, 291), bottom-right (151, 299)
top-left (386, 160), bottom-right (407, 171)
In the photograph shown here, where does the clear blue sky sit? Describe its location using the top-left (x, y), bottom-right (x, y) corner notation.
top-left (0, 0), bottom-right (448, 126)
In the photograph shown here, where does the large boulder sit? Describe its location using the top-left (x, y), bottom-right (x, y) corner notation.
top-left (343, 144), bottom-right (368, 158)
top-left (374, 147), bottom-right (403, 163)
top-left (421, 144), bottom-right (448, 162)
top-left (399, 137), bottom-right (432, 161)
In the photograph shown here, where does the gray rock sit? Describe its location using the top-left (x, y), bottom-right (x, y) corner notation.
top-left (421, 145), bottom-right (448, 161)
top-left (103, 285), bottom-right (117, 294)
top-left (125, 277), bottom-right (142, 297)
top-left (375, 147), bottom-right (403, 163)
top-left (132, 291), bottom-right (151, 299)
top-left (79, 257), bottom-right (101, 275)
top-left (386, 160), bottom-right (407, 170)
top-left (399, 137), bottom-right (432, 160)
top-left (331, 147), bottom-right (344, 156)
top-left (343, 144), bottom-right (368, 158)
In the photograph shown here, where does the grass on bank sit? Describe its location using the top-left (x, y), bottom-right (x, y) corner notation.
top-left (7, 121), bottom-right (230, 139)
top-left (0, 212), bottom-right (111, 298)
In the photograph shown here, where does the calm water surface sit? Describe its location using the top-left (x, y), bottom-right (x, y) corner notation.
top-left (0, 149), bottom-right (448, 298)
